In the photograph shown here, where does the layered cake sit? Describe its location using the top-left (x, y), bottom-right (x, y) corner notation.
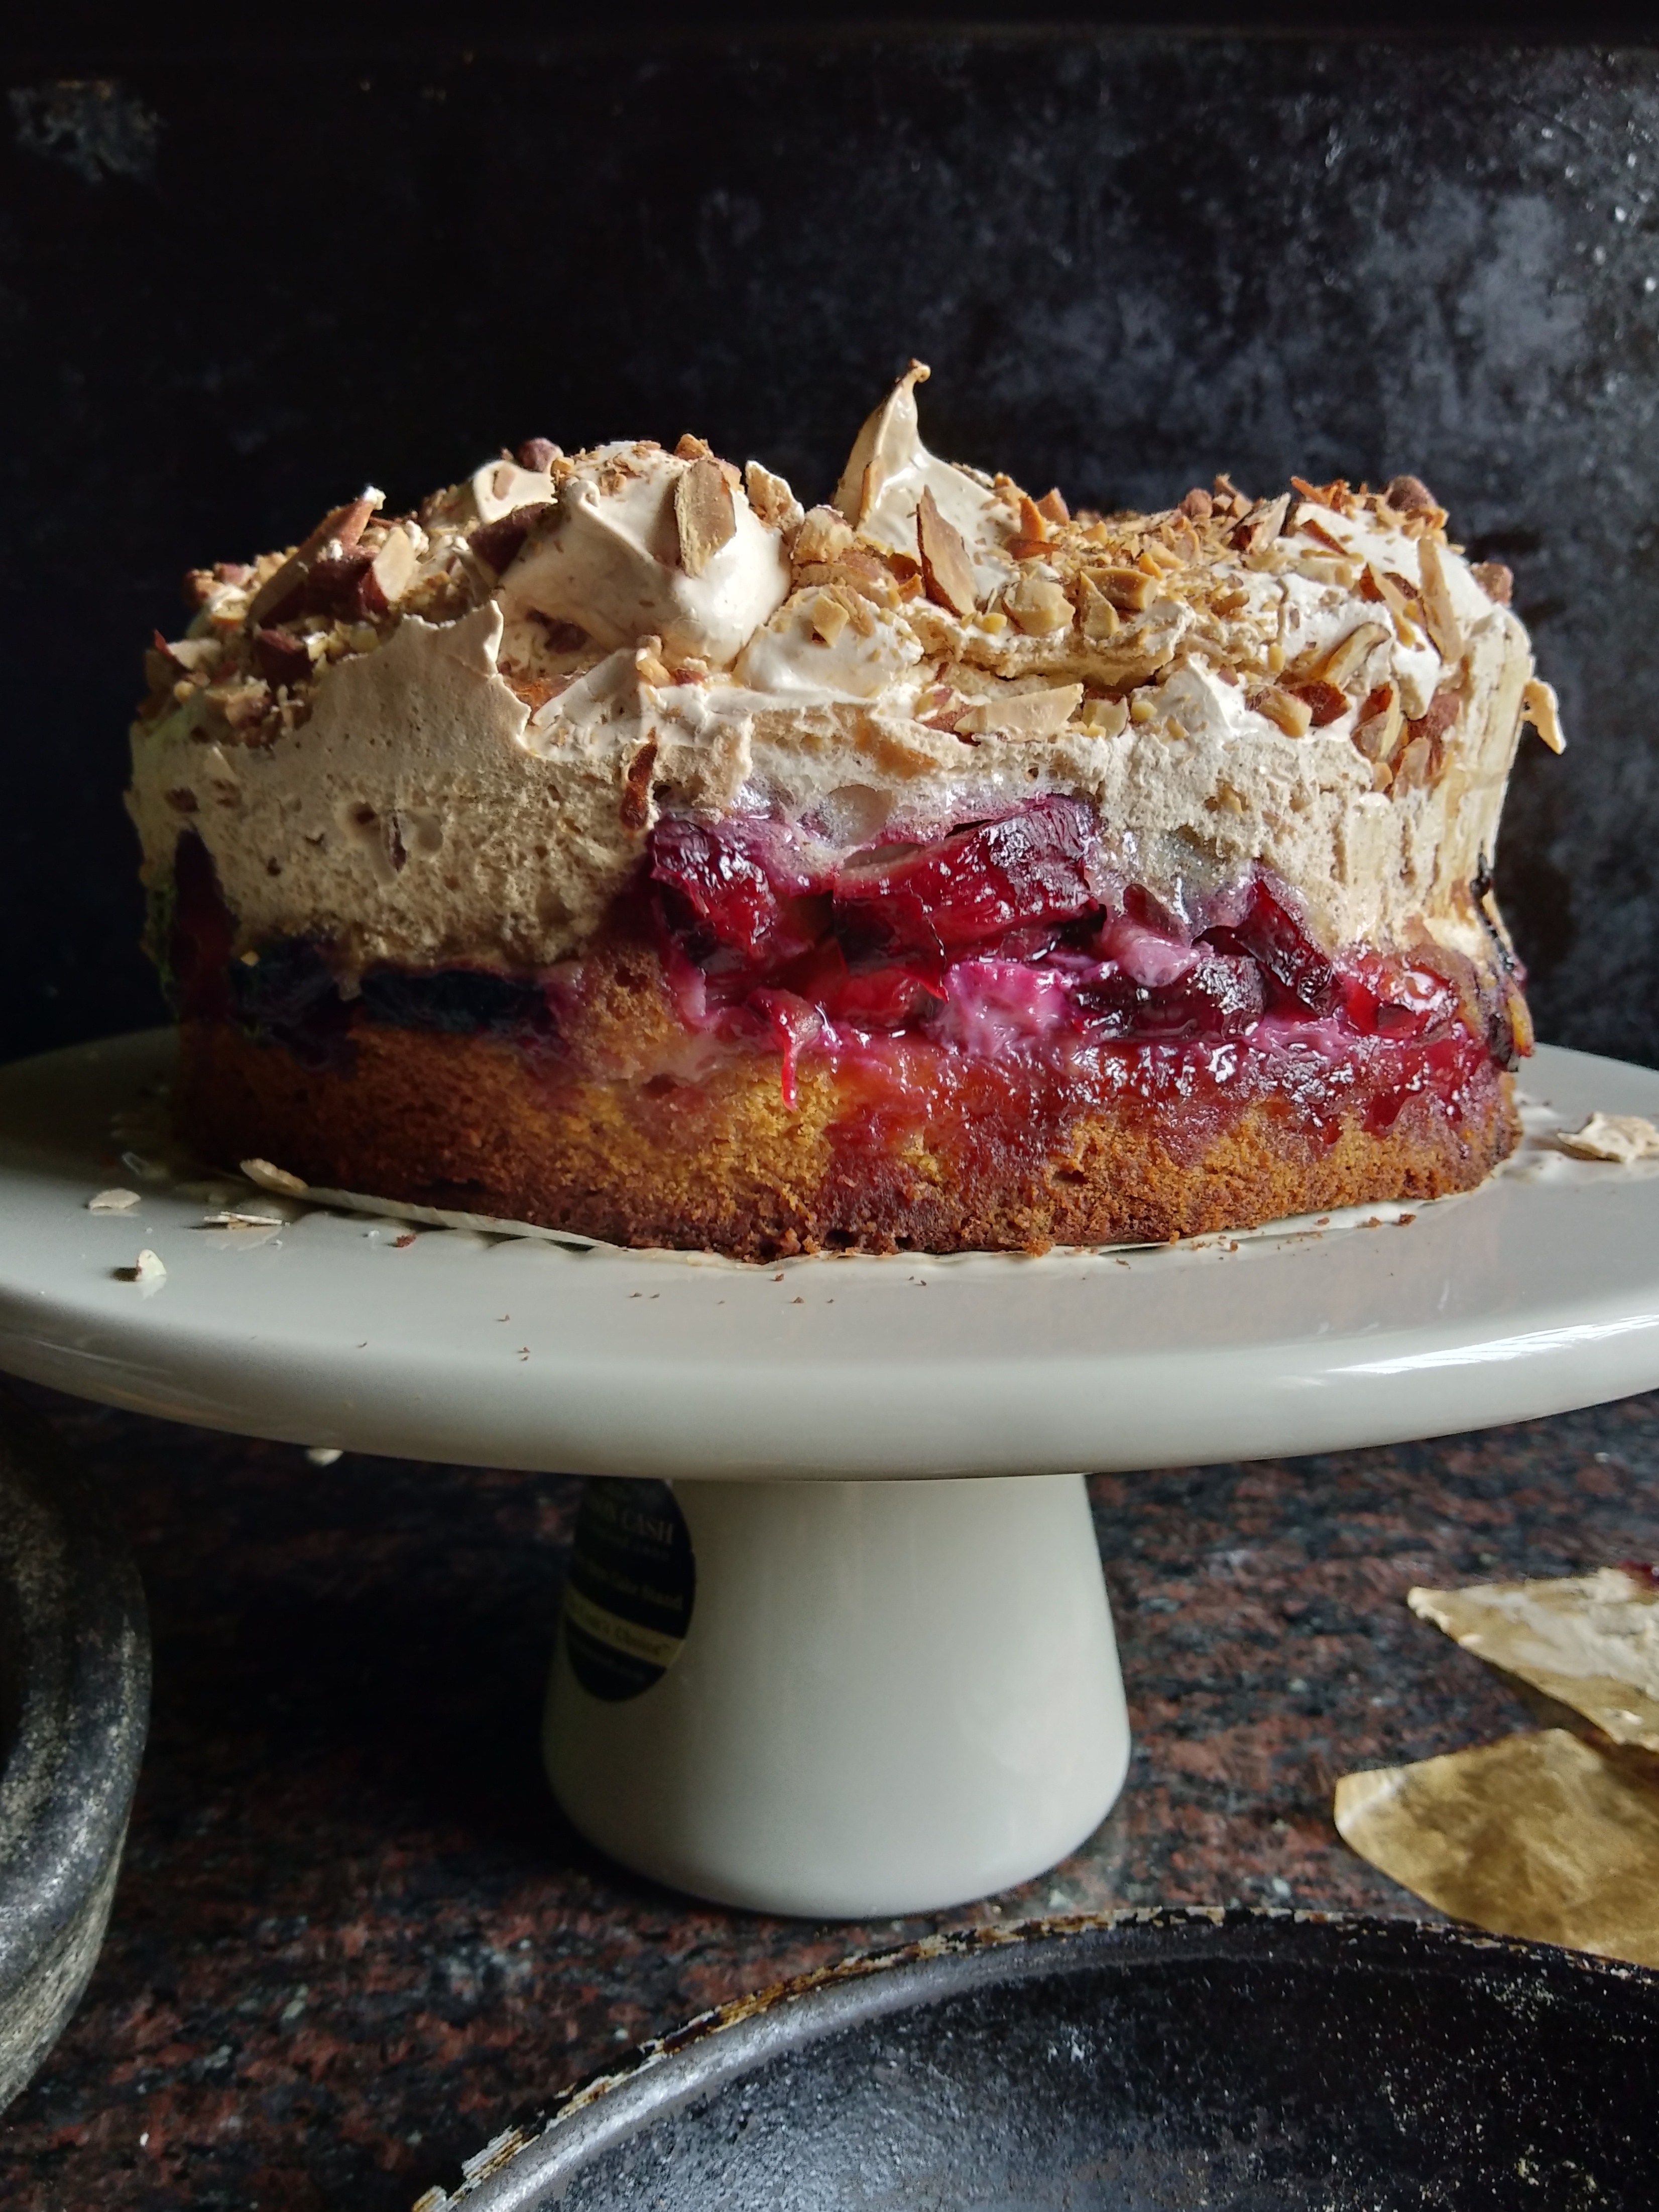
top-left (128, 364), bottom-right (1563, 1257)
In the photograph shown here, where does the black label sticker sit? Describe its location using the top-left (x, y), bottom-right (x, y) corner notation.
top-left (562, 1478), bottom-right (696, 1702)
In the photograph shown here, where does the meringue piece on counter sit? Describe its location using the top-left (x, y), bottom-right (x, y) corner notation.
top-left (499, 443), bottom-right (790, 670)
top-left (832, 361), bottom-right (1016, 597)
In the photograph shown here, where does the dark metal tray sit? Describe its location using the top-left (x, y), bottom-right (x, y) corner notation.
top-left (430, 1909), bottom-right (1659, 2210)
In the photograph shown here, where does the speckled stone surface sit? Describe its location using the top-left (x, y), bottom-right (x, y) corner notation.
top-left (0, 1385), bottom-right (1655, 2208)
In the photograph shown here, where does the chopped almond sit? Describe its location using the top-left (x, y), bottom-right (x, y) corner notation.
top-left (1321, 621), bottom-right (1390, 690)
top-left (1007, 574), bottom-right (1073, 635)
top-left (1035, 487), bottom-right (1070, 526)
top-left (1250, 685), bottom-right (1315, 738)
top-left (794, 506), bottom-right (855, 566)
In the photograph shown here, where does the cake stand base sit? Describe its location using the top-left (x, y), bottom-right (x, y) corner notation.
top-left (541, 1472), bottom-right (1129, 1918)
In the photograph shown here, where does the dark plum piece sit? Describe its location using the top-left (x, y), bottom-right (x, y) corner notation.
top-left (651, 821), bottom-right (782, 962)
top-left (229, 936), bottom-right (356, 1070)
top-left (834, 797), bottom-right (1098, 955)
top-left (359, 966), bottom-right (557, 1039)
top-left (1204, 879), bottom-right (1336, 1014)
top-left (1074, 954), bottom-right (1264, 1041)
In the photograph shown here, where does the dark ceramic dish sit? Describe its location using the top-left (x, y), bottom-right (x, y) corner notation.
top-left (429, 1910), bottom-right (1659, 2210)
top-left (0, 1390), bottom-right (149, 2111)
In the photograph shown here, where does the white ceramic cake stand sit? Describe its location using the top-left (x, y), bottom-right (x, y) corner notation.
top-left (4, 1033), bottom-right (1659, 1919)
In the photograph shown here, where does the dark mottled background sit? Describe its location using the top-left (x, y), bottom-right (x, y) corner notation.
top-left (1, 23), bottom-right (1657, 1066)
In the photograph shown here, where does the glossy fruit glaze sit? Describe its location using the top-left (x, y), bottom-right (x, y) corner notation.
top-left (168, 795), bottom-right (1521, 1149)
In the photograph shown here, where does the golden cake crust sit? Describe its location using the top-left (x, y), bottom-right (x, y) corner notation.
top-left (175, 1016), bottom-right (1520, 1260)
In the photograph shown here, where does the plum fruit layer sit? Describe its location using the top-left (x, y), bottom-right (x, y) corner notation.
top-left (164, 801), bottom-right (1526, 1257)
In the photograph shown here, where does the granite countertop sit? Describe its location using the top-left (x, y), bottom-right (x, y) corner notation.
top-left (2, 1381), bottom-right (1656, 2209)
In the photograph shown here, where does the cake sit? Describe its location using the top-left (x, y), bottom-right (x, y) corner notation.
top-left (127, 363), bottom-right (1563, 1258)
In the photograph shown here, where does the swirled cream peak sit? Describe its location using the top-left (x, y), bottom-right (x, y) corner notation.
top-left (833, 359), bottom-right (1016, 596)
top-left (130, 369), bottom-right (1563, 982)
top-left (498, 439), bottom-right (790, 668)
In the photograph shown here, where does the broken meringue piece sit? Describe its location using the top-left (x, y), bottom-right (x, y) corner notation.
top-left (1554, 1113), bottom-right (1659, 1164)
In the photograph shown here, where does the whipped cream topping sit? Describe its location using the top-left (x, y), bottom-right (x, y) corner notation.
top-left (130, 368), bottom-right (1554, 985)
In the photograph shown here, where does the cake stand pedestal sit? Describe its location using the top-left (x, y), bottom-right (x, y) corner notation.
top-left (4, 1034), bottom-right (1659, 1918)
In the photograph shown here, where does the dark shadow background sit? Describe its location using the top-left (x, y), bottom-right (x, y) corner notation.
top-left (4, 13), bottom-right (1655, 1062)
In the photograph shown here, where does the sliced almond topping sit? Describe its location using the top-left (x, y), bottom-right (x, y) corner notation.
top-left (1035, 487), bottom-right (1070, 526)
top-left (673, 457), bottom-right (737, 577)
top-left (916, 487), bottom-right (978, 617)
top-left (1298, 514), bottom-right (1349, 556)
top-left (956, 683), bottom-right (1084, 740)
top-left (1364, 561), bottom-right (1423, 648)
top-left (1522, 676), bottom-right (1566, 754)
top-left (1415, 536), bottom-right (1465, 664)
top-left (1352, 681), bottom-right (1404, 763)
top-left (1249, 685), bottom-right (1314, 738)
top-left (248, 489), bottom-right (383, 627)
top-left (368, 523), bottom-right (420, 609)
top-left (88, 1188), bottom-right (141, 1212)
top-left (242, 1157), bottom-right (309, 1196)
top-left (1233, 491), bottom-right (1289, 555)
top-left (1321, 620), bottom-right (1391, 690)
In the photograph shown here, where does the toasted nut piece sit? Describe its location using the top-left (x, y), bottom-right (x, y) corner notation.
top-left (1092, 566), bottom-right (1154, 613)
top-left (1352, 682), bottom-right (1403, 763)
top-left (1179, 487), bottom-right (1214, 521)
top-left (242, 1158), bottom-right (309, 1196)
top-left (1233, 491), bottom-right (1289, 554)
top-left (88, 1189), bottom-right (141, 1212)
top-left (1007, 574), bottom-right (1073, 635)
top-left (1471, 560), bottom-right (1513, 605)
top-left (1138, 541), bottom-right (1184, 576)
top-left (1322, 621), bottom-right (1391, 690)
top-left (1080, 695), bottom-right (1129, 736)
top-left (745, 460), bottom-right (801, 532)
top-left (368, 523), bottom-right (420, 608)
top-left (248, 488), bottom-right (382, 627)
top-left (620, 737), bottom-right (658, 831)
top-left (1364, 561), bottom-right (1423, 647)
top-left (807, 590), bottom-right (850, 645)
top-left (1282, 678), bottom-right (1347, 727)
top-left (1393, 734), bottom-right (1433, 790)
top-left (794, 506), bottom-right (855, 565)
top-left (1385, 473), bottom-right (1437, 514)
top-left (957, 683), bottom-right (1084, 739)
top-left (635, 636), bottom-right (672, 687)
top-left (1298, 514), bottom-right (1350, 556)
top-left (1415, 536), bottom-right (1465, 664)
top-left (1250, 685), bottom-right (1314, 738)
top-left (674, 456), bottom-right (737, 577)
top-left (1035, 487), bottom-right (1070, 526)
top-left (1522, 676), bottom-right (1566, 754)
top-left (1077, 575), bottom-right (1122, 639)
top-left (916, 486), bottom-right (978, 616)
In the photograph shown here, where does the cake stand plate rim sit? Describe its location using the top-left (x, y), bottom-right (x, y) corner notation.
top-left (1, 1029), bottom-right (1656, 1477)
